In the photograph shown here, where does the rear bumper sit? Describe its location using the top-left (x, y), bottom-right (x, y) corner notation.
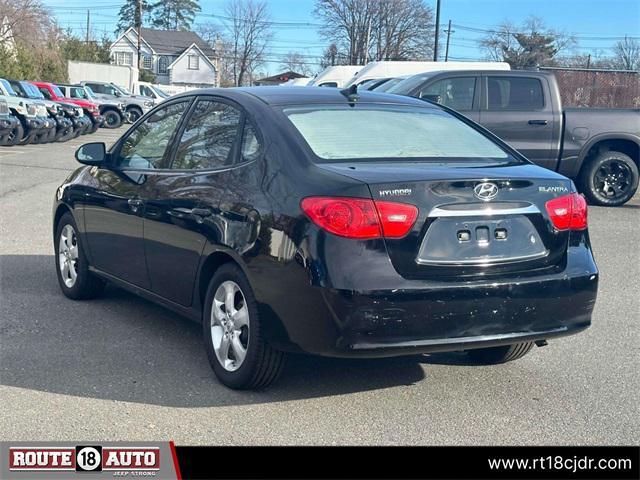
top-left (317, 273), bottom-right (596, 357)
top-left (262, 256), bottom-right (598, 358)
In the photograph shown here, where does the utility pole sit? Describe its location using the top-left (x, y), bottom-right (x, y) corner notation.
top-left (444, 20), bottom-right (454, 62)
top-left (136, 0), bottom-right (142, 69)
top-left (85, 10), bottom-right (90, 43)
top-left (433, 0), bottom-right (441, 61)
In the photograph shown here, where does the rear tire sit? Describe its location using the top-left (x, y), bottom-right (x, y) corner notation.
top-left (579, 151), bottom-right (639, 206)
top-left (102, 110), bottom-right (122, 129)
top-left (466, 342), bottom-right (534, 364)
top-left (127, 107), bottom-right (143, 123)
top-left (54, 212), bottom-right (105, 300)
top-left (203, 264), bottom-right (285, 390)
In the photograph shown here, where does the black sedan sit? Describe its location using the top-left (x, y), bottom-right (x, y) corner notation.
top-left (52, 87), bottom-right (598, 389)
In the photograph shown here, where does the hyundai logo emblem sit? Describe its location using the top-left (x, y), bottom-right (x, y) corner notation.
top-left (474, 182), bottom-right (499, 201)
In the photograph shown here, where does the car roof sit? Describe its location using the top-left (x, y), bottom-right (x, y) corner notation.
top-left (177, 86), bottom-right (435, 108)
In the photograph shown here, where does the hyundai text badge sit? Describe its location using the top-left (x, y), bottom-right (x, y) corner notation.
top-left (474, 182), bottom-right (499, 201)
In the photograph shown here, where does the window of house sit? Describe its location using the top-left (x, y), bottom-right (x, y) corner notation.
top-left (418, 77), bottom-right (477, 111)
top-left (173, 100), bottom-right (244, 170)
top-left (158, 56), bottom-right (169, 74)
top-left (188, 55), bottom-right (199, 70)
top-left (486, 77), bottom-right (544, 110)
top-left (115, 51), bottom-right (133, 66)
top-left (142, 55), bottom-right (152, 70)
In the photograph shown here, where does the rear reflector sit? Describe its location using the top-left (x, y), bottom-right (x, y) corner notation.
top-left (545, 193), bottom-right (588, 231)
top-left (301, 197), bottom-right (418, 239)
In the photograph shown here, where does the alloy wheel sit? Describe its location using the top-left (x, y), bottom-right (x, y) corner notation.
top-left (210, 280), bottom-right (250, 372)
top-left (594, 159), bottom-right (632, 200)
top-left (58, 224), bottom-right (79, 288)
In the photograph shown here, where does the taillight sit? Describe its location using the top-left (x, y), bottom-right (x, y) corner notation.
top-left (301, 197), bottom-right (418, 239)
top-left (545, 193), bottom-right (588, 231)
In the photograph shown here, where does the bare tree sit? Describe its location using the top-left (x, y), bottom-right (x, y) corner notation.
top-left (280, 51), bottom-right (312, 75)
top-left (314, 0), bottom-right (433, 65)
top-left (0, 0), bottom-right (60, 48)
top-left (225, 0), bottom-right (272, 86)
top-left (613, 36), bottom-right (640, 71)
top-left (371, 0), bottom-right (434, 60)
top-left (196, 22), bottom-right (236, 86)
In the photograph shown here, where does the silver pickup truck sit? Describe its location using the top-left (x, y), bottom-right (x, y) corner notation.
top-left (79, 81), bottom-right (154, 123)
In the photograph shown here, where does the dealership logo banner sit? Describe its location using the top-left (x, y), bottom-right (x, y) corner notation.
top-left (1, 442), bottom-right (178, 480)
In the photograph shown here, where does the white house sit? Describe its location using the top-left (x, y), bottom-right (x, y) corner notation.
top-left (110, 28), bottom-right (219, 88)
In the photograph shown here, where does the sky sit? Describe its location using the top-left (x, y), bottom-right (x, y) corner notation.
top-left (43, 0), bottom-right (640, 75)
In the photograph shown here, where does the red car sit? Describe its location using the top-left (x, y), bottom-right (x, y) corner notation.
top-left (30, 81), bottom-right (104, 133)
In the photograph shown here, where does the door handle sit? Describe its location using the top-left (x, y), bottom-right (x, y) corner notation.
top-left (128, 199), bottom-right (144, 212)
top-left (191, 208), bottom-right (212, 217)
top-left (168, 207), bottom-right (212, 219)
top-left (528, 119), bottom-right (548, 125)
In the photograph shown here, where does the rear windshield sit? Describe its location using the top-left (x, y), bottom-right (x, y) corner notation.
top-left (284, 105), bottom-right (510, 162)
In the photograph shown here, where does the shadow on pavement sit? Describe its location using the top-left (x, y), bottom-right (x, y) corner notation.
top-left (1, 254), bottom-right (432, 407)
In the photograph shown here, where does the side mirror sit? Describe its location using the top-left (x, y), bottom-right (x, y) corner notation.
top-left (421, 94), bottom-right (443, 104)
top-left (75, 142), bottom-right (106, 165)
top-left (114, 90), bottom-right (122, 97)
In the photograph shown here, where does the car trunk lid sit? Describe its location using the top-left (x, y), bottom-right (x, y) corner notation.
top-left (318, 161), bottom-right (573, 279)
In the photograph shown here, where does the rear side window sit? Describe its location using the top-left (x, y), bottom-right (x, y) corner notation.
top-left (70, 87), bottom-right (87, 99)
top-left (486, 77), bottom-right (544, 110)
top-left (86, 83), bottom-right (103, 94)
top-left (285, 105), bottom-right (509, 161)
top-left (173, 99), bottom-right (241, 170)
top-left (418, 77), bottom-right (476, 111)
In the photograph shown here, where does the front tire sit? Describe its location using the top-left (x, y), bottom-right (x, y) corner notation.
top-left (580, 151), bottom-right (639, 206)
top-left (54, 212), bottom-right (105, 300)
top-left (466, 342), bottom-right (534, 364)
top-left (1, 122), bottom-right (24, 146)
top-left (203, 264), bottom-right (285, 390)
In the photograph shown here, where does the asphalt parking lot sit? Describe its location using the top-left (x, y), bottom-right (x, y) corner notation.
top-left (1, 128), bottom-right (638, 445)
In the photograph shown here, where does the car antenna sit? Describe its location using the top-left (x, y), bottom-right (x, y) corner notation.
top-left (340, 84), bottom-right (359, 106)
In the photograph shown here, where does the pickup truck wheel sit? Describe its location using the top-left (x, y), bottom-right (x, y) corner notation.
top-left (580, 151), bottom-right (639, 206)
top-left (466, 342), bottom-right (534, 364)
top-left (203, 264), bottom-right (285, 390)
top-left (102, 110), bottom-right (122, 129)
top-left (127, 107), bottom-right (142, 123)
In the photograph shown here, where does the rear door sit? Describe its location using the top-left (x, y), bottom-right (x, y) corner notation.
top-left (143, 96), bottom-right (261, 306)
top-left (479, 74), bottom-right (556, 169)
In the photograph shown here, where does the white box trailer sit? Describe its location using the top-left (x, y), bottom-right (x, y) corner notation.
top-left (345, 61), bottom-right (511, 87)
top-left (68, 60), bottom-right (138, 91)
top-left (308, 65), bottom-right (362, 88)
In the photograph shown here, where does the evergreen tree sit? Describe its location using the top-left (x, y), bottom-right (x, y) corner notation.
top-left (116, 0), bottom-right (152, 34)
top-left (151, 0), bottom-right (201, 31)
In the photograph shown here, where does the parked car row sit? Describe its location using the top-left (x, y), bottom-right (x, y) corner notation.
top-left (0, 79), bottom-right (157, 146)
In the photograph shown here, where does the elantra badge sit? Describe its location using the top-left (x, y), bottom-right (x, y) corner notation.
top-left (474, 182), bottom-right (499, 201)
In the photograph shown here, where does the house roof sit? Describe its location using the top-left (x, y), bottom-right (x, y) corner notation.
top-left (138, 28), bottom-right (216, 57)
top-left (255, 71), bottom-right (307, 84)
top-left (168, 43), bottom-right (217, 71)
